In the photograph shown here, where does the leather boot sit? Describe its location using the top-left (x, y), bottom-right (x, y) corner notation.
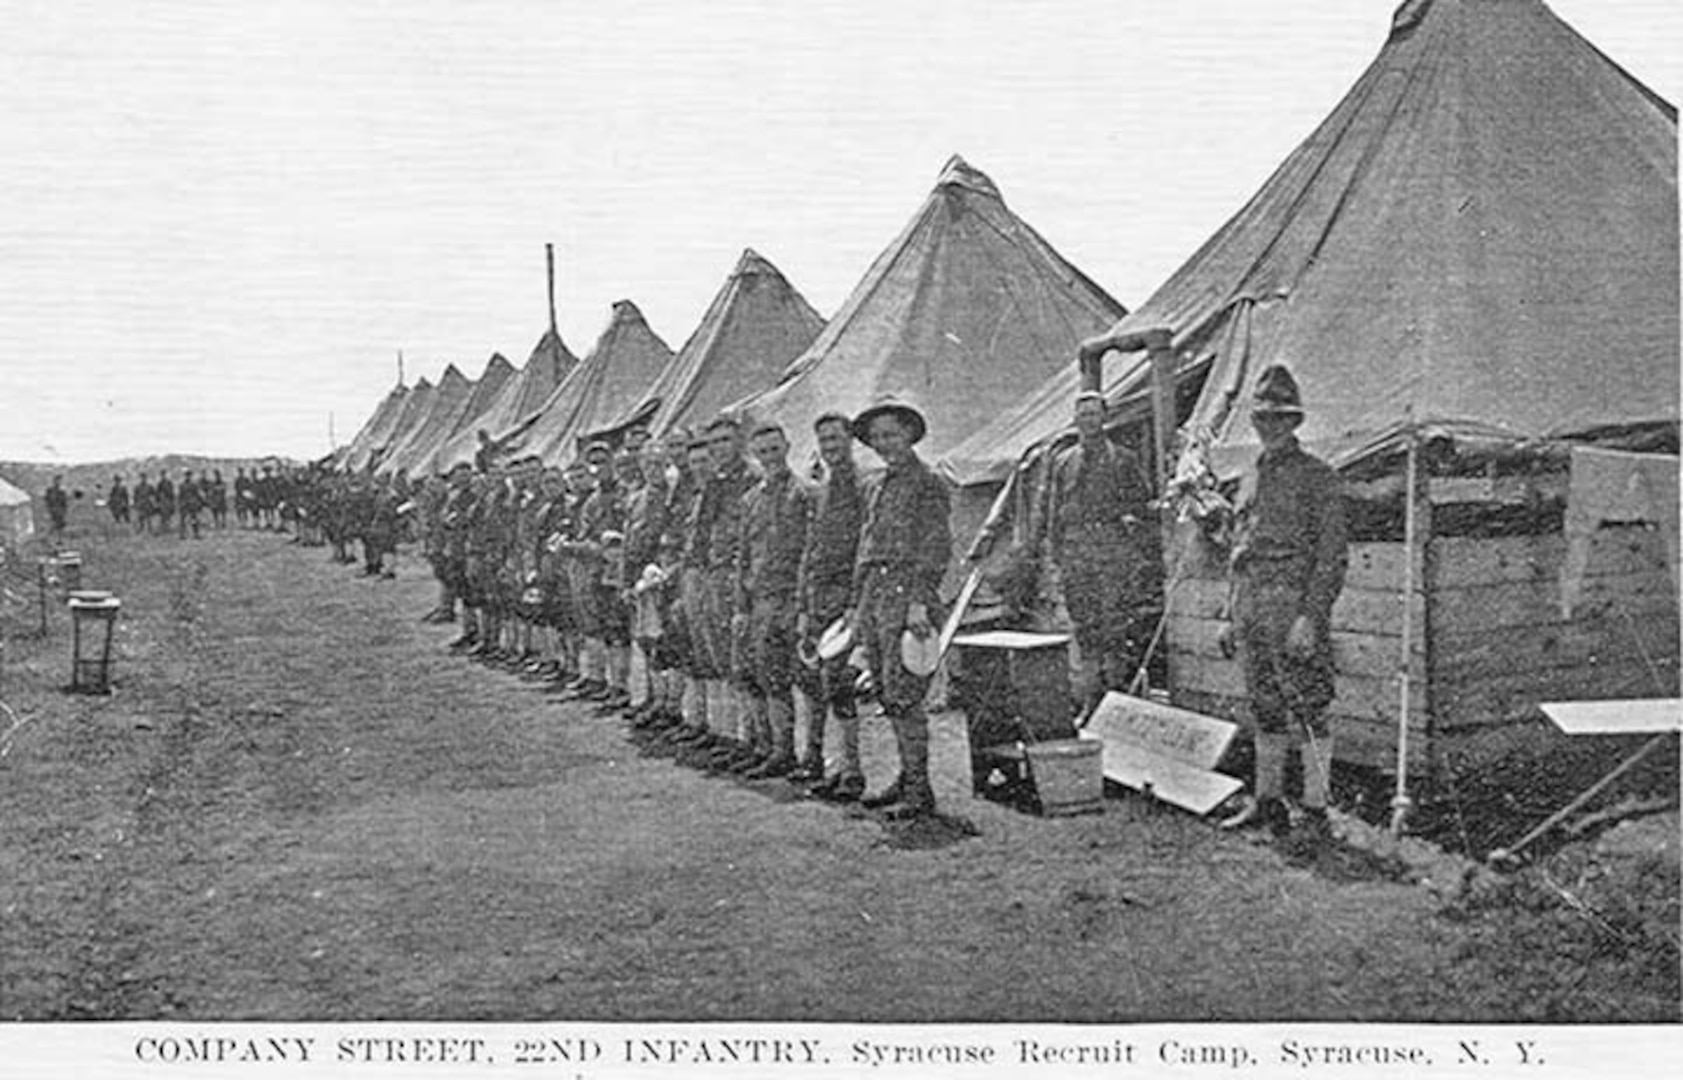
top-left (883, 709), bottom-right (935, 820)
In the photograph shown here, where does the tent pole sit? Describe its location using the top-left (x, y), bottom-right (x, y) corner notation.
top-left (546, 243), bottom-right (558, 337)
top-left (1391, 437), bottom-right (1420, 834)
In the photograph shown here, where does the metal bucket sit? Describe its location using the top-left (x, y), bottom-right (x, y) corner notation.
top-left (1026, 738), bottom-right (1105, 816)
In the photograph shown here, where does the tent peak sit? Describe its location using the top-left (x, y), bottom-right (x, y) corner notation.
top-left (936, 154), bottom-right (1001, 201)
top-left (609, 299), bottom-right (648, 323)
top-left (733, 248), bottom-right (784, 279)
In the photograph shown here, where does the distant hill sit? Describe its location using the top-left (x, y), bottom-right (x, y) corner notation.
top-left (0, 455), bottom-right (295, 502)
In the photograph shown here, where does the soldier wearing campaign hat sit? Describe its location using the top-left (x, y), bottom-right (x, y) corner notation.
top-left (846, 395), bottom-right (951, 820)
top-left (1218, 364), bottom-right (1348, 849)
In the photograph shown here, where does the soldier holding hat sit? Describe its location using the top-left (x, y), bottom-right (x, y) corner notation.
top-left (796, 411), bottom-right (868, 798)
top-left (1217, 363), bottom-right (1348, 846)
top-left (847, 396), bottom-right (952, 820)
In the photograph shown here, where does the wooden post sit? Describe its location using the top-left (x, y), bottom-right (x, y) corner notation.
top-left (546, 243), bottom-right (558, 337)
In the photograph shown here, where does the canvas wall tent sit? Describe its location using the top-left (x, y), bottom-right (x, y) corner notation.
top-left (947, 0), bottom-right (1677, 486)
top-left (0, 476), bottom-right (33, 548)
top-left (730, 156), bottom-right (1126, 470)
top-left (335, 383), bottom-right (410, 473)
top-left (587, 249), bottom-right (825, 445)
top-left (434, 329), bottom-right (579, 472)
top-left (347, 377), bottom-right (434, 474)
top-left (508, 301), bottom-right (676, 467)
top-left (389, 354), bottom-right (516, 480)
top-left (957, 0), bottom-right (1679, 784)
top-left (378, 364), bottom-right (473, 480)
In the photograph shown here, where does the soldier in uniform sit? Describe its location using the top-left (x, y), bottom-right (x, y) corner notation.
top-left (1047, 391), bottom-right (1161, 717)
top-left (234, 468), bottom-right (253, 528)
top-left (848, 397), bottom-right (952, 820)
top-left (621, 436), bottom-right (670, 721)
top-left (133, 473), bottom-right (155, 535)
top-left (663, 435), bottom-right (722, 748)
top-left (729, 422), bottom-right (813, 778)
top-left (363, 478), bottom-right (400, 578)
top-left (43, 476), bottom-right (69, 537)
top-left (796, 412), bottom-right (868, 798)
top-left (154, 472), bottom-right (177, 538)
top-left (696, 416), bottom-right (759, 770)
top-left (442, 468), bottom-right (481, 651)
top-left (178, 470), bottom-right (204, 538)
top-left (1217, 365), bottom-right (1348, 845)
top-left (107, 476), bottom-right (131, 528)
top-left (206, 470), bottom-right (228, 529)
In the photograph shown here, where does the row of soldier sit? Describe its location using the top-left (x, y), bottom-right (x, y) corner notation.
top-left (98, 465), bottom-right (303, 536)
top-left (413, 398), bottom-right (952, 819)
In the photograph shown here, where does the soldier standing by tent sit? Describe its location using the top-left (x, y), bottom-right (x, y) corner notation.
top-left (43, 476), bottom-right (69, 537)
top-left (1217, 365), bottom-right (1348, 847)
top-left (621, 437), bottom-right (671, 720)
top-left (663, 434), bottom-right (718, 747)
top-left (849, 397), bottom-right (952, 820)
top-left (1047, 391), bottom-right (1161, 717)
top-left (730, 422), bottom-right (813, 778)
top-left (107, 475), bottom-right (131, 528)
top-left (797, 412), bottom-right (867, 799)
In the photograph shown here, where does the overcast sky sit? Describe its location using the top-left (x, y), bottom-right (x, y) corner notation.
top-left (2, 0), bottom-right (1677, 463)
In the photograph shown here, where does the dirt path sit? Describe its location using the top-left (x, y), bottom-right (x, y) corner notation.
top-left (0, 529), bottom-right (1674, 1021)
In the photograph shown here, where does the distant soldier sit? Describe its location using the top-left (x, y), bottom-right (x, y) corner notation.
top-left (1217, 364), bottom-right (1348, 848)
top-left (133, 474), bottom-right (155, 535)
top-left (730, 422), bottom-right (813, 778)
top-left (663, 435), bottom-right (723, 748)
top-left (623, 435), bottom-right (674, 723)
top-left (234, 467), bottom-right (255, 527)
top-left (445, 472), bottom-right (485, 652)
top-left (1047, 390), bottom-right (1161, 718)
top-left (797, 412), bottom-right (867, 799)
top-left (107, 476), bottom-right (131, 527)
top-left (154, 472), bottom-right (177, 537)
top-left (848, 397), bottom-right (951, 821)
top-left (43, 476), bottom-right (69, 537)
top-left (178, 470), bottom-right (205, 538)
top-left (362, 479), bottom-right (400, 578)
top-left (207, 470), bottom-right (229, 529)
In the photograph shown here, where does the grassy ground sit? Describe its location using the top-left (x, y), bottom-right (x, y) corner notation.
top-left (0, 516), bottom-right (1676, 1021)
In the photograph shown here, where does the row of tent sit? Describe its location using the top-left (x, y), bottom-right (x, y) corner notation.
top-left (337, 0), bottom-right (1677, 497)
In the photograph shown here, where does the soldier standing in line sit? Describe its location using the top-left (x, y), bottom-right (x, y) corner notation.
top-left (207, 470), bottom-right (229, 530)
top-left (234, 468), bottom-right (253, 528)
top-left (664, 435), bottom-right (722, 748)
top-left (848, 397), bottom-right (952, 821)
top-left (621, 436), bottom-right (671, 721)
top-left (178, 470), bottom-right (205, 538)
top-left (1046, 391), bottom-right (1162, 717)
top-left (363, 478), bottom-right (400, 578)
top-left (107, 476), bottom-right (131, 528)
top-left (1217, 364), bottom-right (1349, 848)
top-left (796, 412), bottom-right (867, 799)
top-left (133, 473), bottom-right (155, 535)
top-left (444, 470), bottom-right (483, 652)
top-left (730, 422), bottom-right (813, 778)
top-left (697, 416), bottom-right (760, 772)
top-left (420, 471), bottom-right (457, 622)
top-left (154, 472), bottom-right (177, 538)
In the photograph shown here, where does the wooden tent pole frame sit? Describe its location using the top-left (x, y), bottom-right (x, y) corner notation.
top-left (1391, 436), bottom-right (1421, 834)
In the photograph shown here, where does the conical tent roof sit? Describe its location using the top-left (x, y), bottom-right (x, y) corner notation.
top-left (944, 0), bottom-right (1678, 484)
top-left (380, 365), bottom-right (472, 478)
top-left (434, 329), bottom-right (579, 471)
top-left (336, 383), bottom-right (409, 471)
top-left (590, 249), bottom-right (825, 443)
top-left (731, 155), bottom-right (1125, 467)
top-left (402, 352), bottom-right (516, 478)
top-left (347, 378), bottom-right (432, 473)
top-left (513, 300), bottom-right (676, 465)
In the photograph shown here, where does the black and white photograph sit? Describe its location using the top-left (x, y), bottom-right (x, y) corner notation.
top-left (1, 0), bottom-right (1678, 1076)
